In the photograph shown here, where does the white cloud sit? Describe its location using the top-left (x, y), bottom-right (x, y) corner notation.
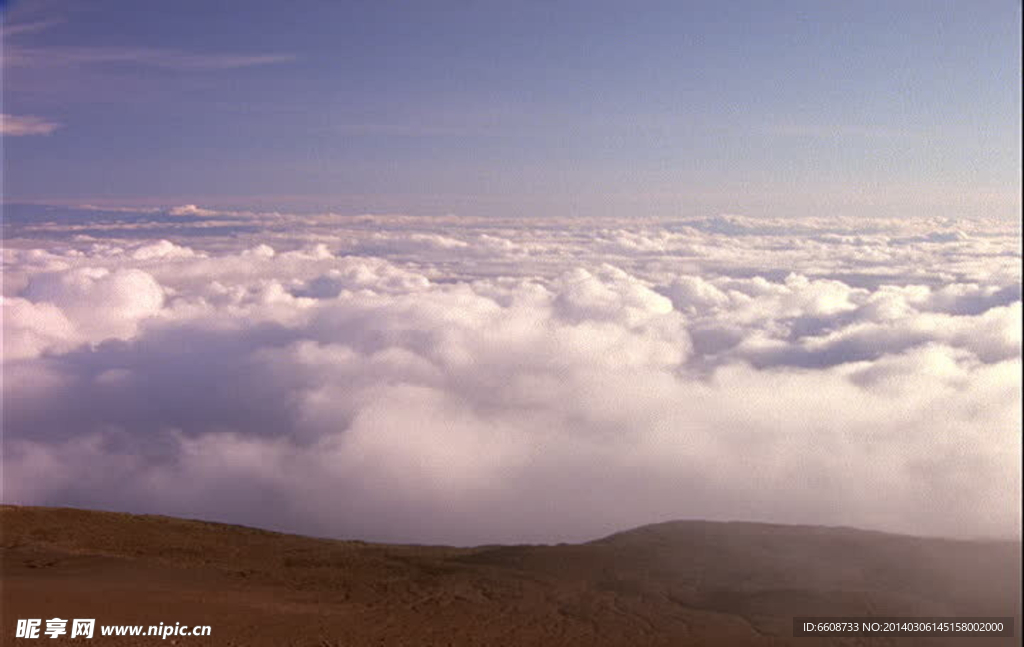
top-left (1, 211), bottom-right (1019, 544)
top-left (167, 205), bottom-right (221, 217)
top-left (1, 297), bottom-right (77, 360)
top-left (19, 267), bottom-right (165, 345)
top-left (132, 240), bottom-right (197, 260)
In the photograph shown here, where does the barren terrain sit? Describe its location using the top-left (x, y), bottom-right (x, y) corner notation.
top-left (1, 506), bottom-right (1018, 646)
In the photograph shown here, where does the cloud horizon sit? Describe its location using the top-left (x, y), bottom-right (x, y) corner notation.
top-left (3, 207), bottom-right (1020, 545)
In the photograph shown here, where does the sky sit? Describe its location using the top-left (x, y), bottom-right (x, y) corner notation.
top-left (2, 0), bottom-right (1021, 219)
top-left (1, 1), bottom-right (1021, 546)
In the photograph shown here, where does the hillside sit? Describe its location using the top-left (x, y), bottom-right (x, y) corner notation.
top-left (1, 506), bottom-right (1018, 646)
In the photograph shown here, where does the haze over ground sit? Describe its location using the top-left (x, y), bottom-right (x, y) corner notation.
top-left (1, 1), bottom-right (1021, 545)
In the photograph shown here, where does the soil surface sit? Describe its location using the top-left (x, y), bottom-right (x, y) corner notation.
top-left (1, 506), bottom-right (1019, 646)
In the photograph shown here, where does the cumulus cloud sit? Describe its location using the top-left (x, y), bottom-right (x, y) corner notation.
top-left (0, 113), bottom-right (62, 136)
top-left (1, 212), bottom-right (1020, 544)
top-left (167, 204), bottom-right (221, 217)
top-left (20, 267), bottom-right (165, 343)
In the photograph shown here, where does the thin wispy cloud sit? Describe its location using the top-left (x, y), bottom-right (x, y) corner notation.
top-left (768, 124), bottom-right (923, 140)
top-left (331, 123), bottom-right (503, 137)
top-left (0, 113), bottom-right (62, 136)
top-left (2, 17), bottom-right (294, 72)
top-left (4, 46), bottom-right (296, 71)
top-left (0, 19), bottom-right (64, 38)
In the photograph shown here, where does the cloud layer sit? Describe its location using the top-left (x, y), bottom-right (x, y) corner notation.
top-left (2, 208), bottom-right (1020, 544)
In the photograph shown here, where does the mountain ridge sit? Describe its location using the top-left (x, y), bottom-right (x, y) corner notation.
top-left (2, 505), bottom-right (1019, 646)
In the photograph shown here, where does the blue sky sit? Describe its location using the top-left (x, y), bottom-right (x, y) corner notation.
top-left (2, 0), bottom-right (1020, 218)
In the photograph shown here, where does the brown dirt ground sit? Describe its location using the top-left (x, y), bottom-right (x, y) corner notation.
top-left (1, 506), bottom-right (1019, 646)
